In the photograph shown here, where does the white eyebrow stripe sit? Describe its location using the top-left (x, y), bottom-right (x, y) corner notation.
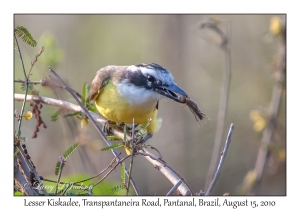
top-left (127, 64), bottom-right (175, 85)
top-left (140, 66), bottom-right (174, 85)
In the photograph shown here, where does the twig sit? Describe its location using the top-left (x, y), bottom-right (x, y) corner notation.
top-left (42, 178), bottom-right (89, 190)
top-left (203, 19), bottom-right (232, 189)
top-left (55, 156), bottom-right (65, 194)
top-left (15, 34), bottom-right (29, 137)
top-left (26, 46), bottom-right (44, 80)
top-left (205, 123), bottom-right (234, 196)
top-left (72, 156), bottom-right (117, 184)
top-left (61, 183), bottom-right (72, 196)
top-left (139, 148), bottom-right (193, 195)
top-left (16, 143), bottom-right (49, 195)
top-left (48, 67), bottom-right (141, 195)
top-left (14, 145), bottom-right (38, 196)
top-left (166, 180), bottom-right (183, 196)
top-left (14, 157), bottom-right (38, 196)
top-left (14, 79), bottom-right (42, 85)
top-left (126, 119), bottom-right (135, 195)
top-left (136, 150), bottom-right (166, 165)
top-left (250, 18), bottom-right (286, 194)
top-left (88, 186), bottom-right (93, 196)
top-left (93, 155), bottom-right (131, 187)
top-left (14, 143), bottom-right (31, 183)
top-left (148, 145), bottom-right (163, 159)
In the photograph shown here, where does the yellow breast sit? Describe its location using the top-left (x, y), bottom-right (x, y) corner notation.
top-left (94, 80), bottom-right (161, 134)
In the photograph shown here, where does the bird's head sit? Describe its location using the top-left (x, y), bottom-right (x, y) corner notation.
top-left (116, 63), bottom-right (188, 103)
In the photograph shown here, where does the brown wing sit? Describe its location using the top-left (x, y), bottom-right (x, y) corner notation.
top-left (89, 66), bottom-right (116, 101)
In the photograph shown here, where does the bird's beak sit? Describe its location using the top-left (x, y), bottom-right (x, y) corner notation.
top-left (155, 83), bottom-right (187, 103)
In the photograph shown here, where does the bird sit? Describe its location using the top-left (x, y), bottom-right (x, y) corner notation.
top-left (89, 63), bottom-right (188, 142)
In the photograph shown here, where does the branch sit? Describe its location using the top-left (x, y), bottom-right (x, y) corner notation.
top-left (14, 93), bottom-right (192, 196)
top-left (93, 155), bottom-right (131, 187)
top-left (14, 146), bottom-right (38, 196)
top-left (72, 156), bottom-right (117, 184)
top-left (205, 123), bottom-right (234, 195)
top-left (139, 148), bottom-right (193, 195)
top-left (126, 119), bottom-right (135, 195)
top-left (166, 180), bottom-right (183, 196)
top-left (250, 18), bottom-right (286, 194)
top-left (55, 156), bottom-right (65, 195)
top-left (14, 141), bottom-right (49, 195)
top-left (202, 19), bottom-right (232, 189)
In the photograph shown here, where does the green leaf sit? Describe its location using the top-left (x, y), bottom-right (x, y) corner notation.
top-left (87, 104), bottom-right (97, 112)
top-left (82, 82), bottom-right (88, 107)
top-left (137, 120), bottom-right (151, 139)
top-left (101, 143), bottom-right (123, 151)
top-left (14, 26), bottom-right (37, 47)
top-left (107, 136), bottom-right (122, 141)
top-left (51, 110), bottom-right (61, 122)
top-left (14, 191), bottom-right (24, 196)
top-left (55, 143), bottom-right (78, 175)
top-left (63, 111), bottom-right (82, 118)
top-left (55, 161), bottom-right (61, 175)
top-left (63, 143), bottom-right (79, 159)
top-left (14, 149), bottom-right (20, 157)
top-left (121, 163), bottom-right (125, 184)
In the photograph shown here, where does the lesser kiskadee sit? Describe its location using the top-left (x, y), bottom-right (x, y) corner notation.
top-left (89, 63), bottom-right (188, 141)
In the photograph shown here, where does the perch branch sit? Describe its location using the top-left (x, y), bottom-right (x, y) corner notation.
top-left (205, 123), bottom-right (234, 195)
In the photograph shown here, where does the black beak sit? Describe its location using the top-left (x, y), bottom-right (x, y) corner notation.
top-left (155, 83), bottom-right (187, 103)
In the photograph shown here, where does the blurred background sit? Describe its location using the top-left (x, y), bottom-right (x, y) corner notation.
top-left (14, 14), bottom-right (286, 195)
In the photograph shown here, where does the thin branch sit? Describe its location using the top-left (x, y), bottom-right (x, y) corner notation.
top-left (14, 146), bottom-right (38, 196)
top-left (61, 183), bottom-right (72, 196)
top-left (166, 180), bottom-right (183, 196)
top-left (72, 156), bottom-right (117, 184)
top-left (14, 79), bottom-right (43, 85)
top-left (16, 143), bottom-right (49, 195)
top-left (203, 19), bottom-right (232, 189)
top-left (14, 33), bottom-right (28, 136)
top-left (139, 148), bottom-right (193, 195)
top-left (55, 156), bottom-right (65, 194)
top-left (205, 123), bottom-right (234, 195)
top-left (42, 178), bottom-right (89, 190)
top-left (250, 19), bottom-right (286, 194)
top-left (126, 119), bottom-right (135, 195)
top-left (93, 155), bottom-right (131, 187)
top-left (26, 46), bottom-right (44, 80)
top-left (14, 143), bottom-right (31, 183)
top-left (14, 159), bottom-right (38, 196)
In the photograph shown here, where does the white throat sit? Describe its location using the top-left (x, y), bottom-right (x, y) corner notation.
top-left (116, 81), bottom-right (162, 109)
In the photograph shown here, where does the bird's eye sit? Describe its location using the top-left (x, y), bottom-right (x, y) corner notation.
top-left (147, 75), bottom-right (156, 83)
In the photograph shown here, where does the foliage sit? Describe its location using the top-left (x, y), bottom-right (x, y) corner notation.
top-left (14, 26), bottom-right (37, 47)
top-left (55, 143), bottom-right (79, 175)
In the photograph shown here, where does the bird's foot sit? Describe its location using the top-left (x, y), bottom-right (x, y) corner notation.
top-left (102, 120), bottom-right (114, 135)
